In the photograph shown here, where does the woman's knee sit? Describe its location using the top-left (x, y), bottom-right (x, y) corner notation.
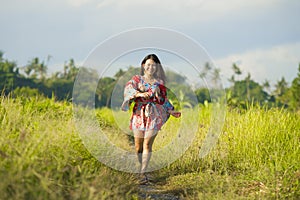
top-left (135, 144), bottom-right (143, 153)
top-left (143, 140), bottom-right (154, 151)
top-left (135, 139), bottom-right (143, 153)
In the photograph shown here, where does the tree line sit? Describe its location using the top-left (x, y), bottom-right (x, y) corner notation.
top-left (0, 51), bottom-right (299, 110)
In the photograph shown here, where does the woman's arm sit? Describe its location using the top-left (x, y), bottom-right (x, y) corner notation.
top-left (159, 83), bottom-right (181, 118)
top-left (121, 75), bottom-right (141, 111)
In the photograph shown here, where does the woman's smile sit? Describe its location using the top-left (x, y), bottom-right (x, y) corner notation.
top-left (144, 59), bottom-right (157, 76)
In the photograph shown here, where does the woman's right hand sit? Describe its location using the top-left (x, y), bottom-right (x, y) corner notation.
top-left (135, 92), bottom-right (150, 99)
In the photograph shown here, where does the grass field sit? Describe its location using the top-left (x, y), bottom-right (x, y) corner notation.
top-left (0, 96), bottom-right (299, 199)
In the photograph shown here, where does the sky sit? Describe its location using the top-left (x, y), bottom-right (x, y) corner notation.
top-left (1, 0), bottom-right (300, 88)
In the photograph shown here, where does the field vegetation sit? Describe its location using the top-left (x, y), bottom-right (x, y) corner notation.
top-left (1, 52), bottom-right (300, 199)
top-left (1, 96), bottom-right (299, 199)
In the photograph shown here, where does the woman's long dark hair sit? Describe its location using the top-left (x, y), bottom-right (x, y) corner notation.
top-left (140, 54), bottom-right (166, 83)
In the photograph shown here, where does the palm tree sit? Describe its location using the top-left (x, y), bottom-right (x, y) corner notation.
top-left (37, 61), bottom-right (47, 81)
top-left (212, 68), bottom-right (221, 87)
top-left (24, 57), bottom-right (47, 80)
top-left (60, 59), bottom-right (79, 80)
top-left (289, 63), bottom-right (300, 110)
top-left (274, 77), bottom-right (289, 106)
top-left (232, 63), bottom-right (242, 81)
top-left (245, 72), bottom-right (251, 101)
top-left (228, 75), bottom-right (235, 86)
top-left (114, 69), bottom-right (125, 79)
top-left (262, 79), bottom-right (271, 94)
top-left (0, 51), bottom-right (3, 61)
top-left (199, 62), bottom-right (212, 79)
top-left (274, 77), bottom-right (288, 97)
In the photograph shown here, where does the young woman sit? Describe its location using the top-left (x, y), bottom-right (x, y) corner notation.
top-left (121, 54), bottom-right (181, 184)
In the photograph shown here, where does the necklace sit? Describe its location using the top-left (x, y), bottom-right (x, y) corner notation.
top-left (142, 75), bottom-right (156, 85)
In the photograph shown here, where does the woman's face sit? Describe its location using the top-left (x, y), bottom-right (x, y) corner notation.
top-left (143, 59), bottom-right (157, 76)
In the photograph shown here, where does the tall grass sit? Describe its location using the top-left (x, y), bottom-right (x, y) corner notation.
top-left (92, 104), bottom-right (300, 199)
top-left (0, 96), bottom-right (138, 200)
top-left (1, 96), bottom-right (299, 199)
top-left (158, 106), bottom-right (300, 199)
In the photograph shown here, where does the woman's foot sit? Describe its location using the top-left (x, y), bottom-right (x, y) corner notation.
top-left (139, 174), bottom-right (149, 185)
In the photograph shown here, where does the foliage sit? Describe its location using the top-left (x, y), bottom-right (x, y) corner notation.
top-left (0, 96), bottom-right (139, 199)
top-left (229, 79), bottom-right (268, 105)
top-left (1, 50), bottom-right (300, 199)
top-left (12, 87), bottom-right (40, 98)
top-left (289, 64), bottom-right (300, 110)
top-left (195, 87), bottom-right (210, 104)
top-left (24, 57), bottom-right (48, 80)
top-left (1, 93), bottom-right (299, 199)
top-left (96, 77), bottom-right (116, 108)
top-left (155, 105), bottom-right (300, 199)
top-left (0, 50), bottom-right (300, 111)
top-left (165, 70), bottom-right (197, 108)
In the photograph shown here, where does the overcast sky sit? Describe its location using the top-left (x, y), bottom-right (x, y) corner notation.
top-left (1, 0), bottom-right (299, 87)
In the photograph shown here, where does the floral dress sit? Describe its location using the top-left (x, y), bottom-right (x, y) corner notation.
top-left (121, 75), bottom-right (174, 131)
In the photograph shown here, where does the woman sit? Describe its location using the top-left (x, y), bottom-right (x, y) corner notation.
top-left (121, 54), bottom-right (181, 184)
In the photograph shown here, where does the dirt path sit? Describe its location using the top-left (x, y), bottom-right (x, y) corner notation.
top-left (128, 145), bottom-right (182, 199)
top-left (138, 183), bottom-right (181, 200)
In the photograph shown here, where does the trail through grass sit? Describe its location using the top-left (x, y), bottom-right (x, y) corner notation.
top-left (1, 96), bottom-right (299, 199)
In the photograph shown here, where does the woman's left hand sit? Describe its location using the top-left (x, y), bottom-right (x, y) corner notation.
top-left (169, 110), bottom-right (181, 118)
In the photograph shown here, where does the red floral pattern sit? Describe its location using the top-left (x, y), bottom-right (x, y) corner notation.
top-left (121, 75), bottom-right (174, 131)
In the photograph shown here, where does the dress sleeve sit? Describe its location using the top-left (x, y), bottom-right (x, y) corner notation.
top-left (121, 75), bottom-right (140, 111)
top-left (163, 98), bottom-right (174, 111)
top-left (158, 83), bottom-right (174, 111)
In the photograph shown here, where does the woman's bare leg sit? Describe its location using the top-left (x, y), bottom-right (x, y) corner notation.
top-left (133, 130), bottom-right (144, 171)
top-left (140, 130), bottom-right (158, 174)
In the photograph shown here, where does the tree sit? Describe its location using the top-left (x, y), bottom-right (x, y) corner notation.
top-left (232, 63), bottom-right (242, 80)
top-left (72, 67), bottom-right (99, 107)
top-left (227, 63), bottom-right (242, 87)
top-left (274, 77), bottom-right (288, 97)
top-left (0, 51), bottom-right (3, 62)
top-left (229, 75), bottom-right (268, 106)
top-left (0, 52), bottom-right (21, 92)
top-left (24, 57), bottom-right (47, 80)
top-left (245, 72), bottom-right (251, 101)
top-left (289, 64), bottom-right (300, 110)
top-left (262, 79), bottom-right (271, 94)
top-left (45, 59), bottom-right (79, 100)
top-left (96, 77), bottom-right (116, 107)
top-left (274, 77), bottom-right (289, 107)
top-left (166, 70), bottom-right (197, 108)
top-left (228, 75), bottom-right (235, 85)
top-left (62, 59), bottom-right (78, 80)
top-left (199, 62), bottom-right (212, 79)
top-left (195, 87), bottom-right (210, 104)
top-left (166, 70), bottom-right (186, 84)
top-left (212, 68), bottom-right (221, 87)
top-left (114, 69), bottom-right (125, 79)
